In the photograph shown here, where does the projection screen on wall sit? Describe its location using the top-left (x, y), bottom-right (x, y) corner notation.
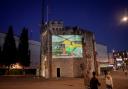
top-left (52, 35), bottom-right (83, 58)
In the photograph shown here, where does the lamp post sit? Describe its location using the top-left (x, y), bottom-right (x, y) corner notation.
top-left (121, 8), bottom-right (128, 23)
top-left (112, 50), bottom-right (116, 70)
top-left (121, 16), bottom-right (128, 23)
top-left (120, 9), bottom-right (128, 70)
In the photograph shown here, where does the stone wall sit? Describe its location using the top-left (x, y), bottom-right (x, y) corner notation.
top-left (52, 58), bottom-right (73, 77)
top-left (52, 58), bottom-right (83, 78)
top-left (41, 21), bottom-right (95, 81)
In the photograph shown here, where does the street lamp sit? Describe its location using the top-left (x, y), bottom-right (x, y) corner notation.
top-left (121, 8), bottom-right (128, 23)
top-left (121, 16), bottom-right (128, 22)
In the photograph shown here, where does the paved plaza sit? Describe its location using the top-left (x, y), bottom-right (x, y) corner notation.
top-left (0, 70), bottom-right (128, 89)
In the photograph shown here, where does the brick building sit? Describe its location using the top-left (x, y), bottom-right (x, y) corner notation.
top-left (40, 21), bottom-right (96, 80)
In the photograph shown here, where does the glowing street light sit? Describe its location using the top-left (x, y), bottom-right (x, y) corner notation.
top-left (121, 8), bottom-right (128, 23)
top-left (121, 16), bottom-right (128, 22)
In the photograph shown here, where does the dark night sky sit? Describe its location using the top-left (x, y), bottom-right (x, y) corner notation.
top-left (0, 0), bottom-right (128, 52)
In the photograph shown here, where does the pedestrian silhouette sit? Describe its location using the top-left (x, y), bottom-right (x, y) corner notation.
top-left (105, 72), bottom-right (113, 89)
top-left (124, 69), bottom-right (128, 76)
top-left (104, 69), bottom-right (108, 78)
top-left (90, 71), bottom-right (101, 89)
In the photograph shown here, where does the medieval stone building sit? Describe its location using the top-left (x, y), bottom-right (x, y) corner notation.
top-left (40, 21), bottom-right (96, 82)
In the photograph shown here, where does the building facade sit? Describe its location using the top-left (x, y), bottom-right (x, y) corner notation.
top-left (40, 21), bottom-right (96, 84)
top-left (1, 29), bottom-right (108, 77)
top-left (95, 43), bottom-right (109, 75)
top-left (112, 50), bottom-right (128, 69)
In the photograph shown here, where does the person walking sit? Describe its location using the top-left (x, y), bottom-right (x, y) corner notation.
top-left (104, 69), bottom-right (108, 78)
top-left (90, 71), bottom-right (101, 89)
top-left (105, 73), bottom-right (113, 89)
top-left (124, 69), bottom-right (128, 76)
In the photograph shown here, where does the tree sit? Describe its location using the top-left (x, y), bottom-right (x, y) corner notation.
top-left (2, 26), bottom-right (17, 67)
top-left (0, 46), bottom-right (4, 67)
top-left (18, 27), bottom-right (30, 67)
top-left (0, 46), bottom-right (1, 65)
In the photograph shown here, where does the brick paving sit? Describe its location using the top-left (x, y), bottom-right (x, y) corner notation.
top-left (0, 70), bottom-right (128, 89)
top-left (99, 70), bottom-right (128, 89)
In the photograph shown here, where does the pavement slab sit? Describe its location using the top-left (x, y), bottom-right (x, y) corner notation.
top-left (0, 70), bottom-right (128, 89)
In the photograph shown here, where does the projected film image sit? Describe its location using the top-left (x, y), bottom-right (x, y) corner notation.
top-left (52, 35), bottom-right (83, 58)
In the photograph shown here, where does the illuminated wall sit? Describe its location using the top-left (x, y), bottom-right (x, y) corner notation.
top-left (41, 21), bottom-right (95, 79)
top-left (52, 35), bottom-right (82, 58)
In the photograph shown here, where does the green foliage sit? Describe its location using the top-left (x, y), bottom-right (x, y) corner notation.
top-left (0, 26), bottom-right (30, 68)
top-left (2, 26), bottom-right (17, 66)
top-left (18, 27), bottom-right (30, 67)
top-left (0, 46), bottom-right (1, 64)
